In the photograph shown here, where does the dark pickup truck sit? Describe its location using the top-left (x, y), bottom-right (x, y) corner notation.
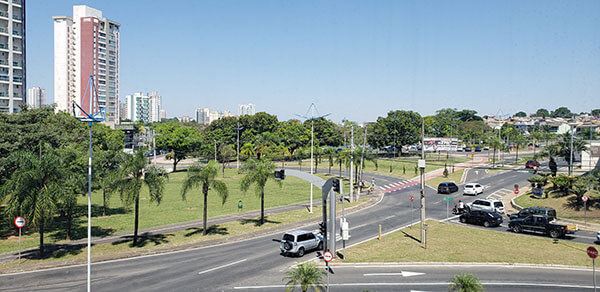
top-left (508, 215), bottom-right (572, 238)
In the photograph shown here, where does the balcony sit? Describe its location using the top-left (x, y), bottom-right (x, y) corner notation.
top-left (12, 0), bottom-right (21, 6)
top-left (0, 92), bottom-right (7, 97)
top-left (0, 75), bottom-right (8, 81)
top-left (12, 46), bottom-right (21, 53)
top-left (12, 30), bottom-right (21, 37)
top-left (0, 60), bottom-right (7, 66)
top-left (13, 76), bottom-right (21, 82)
top-left (12, 61), bottom-right (20, 67)
top-left (0, 11), bottom-right (7, 18)
top-left (12, 15), bottom-right (21, 22)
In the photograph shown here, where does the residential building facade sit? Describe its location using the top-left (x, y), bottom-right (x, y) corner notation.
top-left (53, 5), bottom-right (120, 125)
top-left (195, 107), bottom-right (210, 124)
top-left (238, 103), bottom-right (255, 116)
top-left (125, 91), bottom-right (162, 123)
top-left (0, 0), bottom-right (26, 113)
top-left (26, 86), bottom-right (45, 109)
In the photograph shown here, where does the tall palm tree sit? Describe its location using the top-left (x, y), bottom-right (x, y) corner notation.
top-left (284, 262), bottom-right (326, 292)
top-left (181, 160), bottom-right (228, 235)
top-left (240, 158), bottom-right (281, 225)
top-left (489, 137), bottom-right (503, 168)
top-left (0, 146), bottom-right (64, 256)
top-left (116, 150), bottom-right (168, 246)
top-left (512, 133), bottom-right (526, 162)
top-left (449, 273), bottom-right (484, 292)
top-left (323, 147), bottom-right (336, 174)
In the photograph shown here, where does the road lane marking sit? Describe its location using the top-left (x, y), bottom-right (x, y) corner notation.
top-left (233, 282), bottom-right (594, 290)
top-left (364, 271), bottom-right (425, 277)
top-left (198, 259), bottom-right (247, 275)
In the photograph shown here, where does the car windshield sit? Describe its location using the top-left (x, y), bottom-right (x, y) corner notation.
top-left (465, 184), bottom-right (473, 188)
top-left (548, 210), bottom-right (557, 218)
top-left (282, 234), bottom-right (294, 242)
top-left (494, 202), bottom-right (503, 208)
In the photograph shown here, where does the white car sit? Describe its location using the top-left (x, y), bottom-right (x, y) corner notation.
top-left (467, 199), bottom-right (505, 214)
top-left (464, 183), bottom-right (484, 195)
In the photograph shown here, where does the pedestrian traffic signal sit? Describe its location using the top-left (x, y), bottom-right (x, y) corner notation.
top-left (274, 169), bottom-right (285, 180)
top-left (319, 221), bottom-right (326, 235)
top-left (332, 178), bottom-right (341, 193)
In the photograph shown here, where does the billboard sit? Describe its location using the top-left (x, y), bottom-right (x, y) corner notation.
top-left (423, 137), bottom-right (459, 152)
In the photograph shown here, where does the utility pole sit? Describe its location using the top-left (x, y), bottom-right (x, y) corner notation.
top-left (359, 123), bottom-right (367, 184)
top-left (569, 125), bottom-right (574, 176)
top-left (420, 117), bottom-right (426, 248)
top-left (214, 140), bottom-right (217, 161)
top-left (236, 122), bottom-right (241, 169)
top-left (310, 112), bottom-right (314, 213)
top-left (350, 125), bottom-right (354, 202)
top-left (152, 130), bottom-right (156, 165)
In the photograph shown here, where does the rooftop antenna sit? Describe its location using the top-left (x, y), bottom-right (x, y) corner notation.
top-left (71, 75), bottom-right (105, 292)
top-left (296, 103), bottom-right (331, 213)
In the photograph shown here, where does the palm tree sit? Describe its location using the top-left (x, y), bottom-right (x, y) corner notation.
top-left (0, 146), bottom-right (64, 256)
top-left (512, 133), bottom-right (526, 162)
top-left (489, 137), bottom-right (503, 168)
top-left (181, 160), bottom-right (228, 235)
top-left (284, 262), bottom-right (326, 292)
top-left (323, 147), bottom-right (336, 174)
top-left (116, 150), bottom-right (168, 246)
top-left (449, 273), bottom-right (484, 292)
top-left (240, 158), bottom-right (281, 225)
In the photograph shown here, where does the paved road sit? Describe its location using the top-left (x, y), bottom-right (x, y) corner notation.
top-left (1, 167), bottom-right (568, 292)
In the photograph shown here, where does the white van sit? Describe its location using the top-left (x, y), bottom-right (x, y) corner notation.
top-left (468, 199), bottom-right (505, 214)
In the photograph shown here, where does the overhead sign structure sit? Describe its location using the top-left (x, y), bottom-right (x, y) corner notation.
top-left (14, 216), bottom-right (26, 228)
top-left (323, 251), bottom-right (333, 262)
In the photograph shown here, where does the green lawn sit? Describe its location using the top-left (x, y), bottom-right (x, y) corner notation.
top-left (514, 188), bottom-right (600, 224)
top-left (426, 168), bottom-right (465, 188)
top-left (0, 168), bottom-right (317, 254)
top-left (0, 199), bottom-right (367, 270)
top-left (344, 220), bottom-right (593, 267)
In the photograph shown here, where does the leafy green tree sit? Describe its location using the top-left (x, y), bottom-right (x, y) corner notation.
top-left (181, 161), bottom-right (228, 235)
top-left (154, 122), bottom-right (201, 172)
top-left (240, 142), bottom-right (256, 160)
top-left (0, 145), bottom-right (65, 256)
top-left (93, 124), bottom-right (126, 216)
top-left (304, 117), bottom-right (343, 147)
top-left (368, 110), bottom-right (422, 150)
top-left (551, 107), bottom-right (572, 118)
top-left (449, 273), bottom-right (484, 292)
top-left (218, 143), bottom-right (235, 177)
top-left (284, 262), bottom-right (326, 292)
top-left (533, 108), bottom-right (550, 118)
top-left (513, 111), bottom-right (527, 117)
top-left (275, 119), bottom-right (309, 152)
top-left (323, 147), bottom-right (336, 174)
top-left (592, 109), bottom-right (600, 117)
top-left (512, 132), bottom-right (527, 162)
top-left (240, 158), bottom-right (281, 225)
top-left (489, 137), bottom-right (503, 168)
top-left (115, 151), bottom-right (168, 246)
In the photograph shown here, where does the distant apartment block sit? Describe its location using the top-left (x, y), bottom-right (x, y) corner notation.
top-left (238, 103), bottom-right (255, 116)
top-left (118, 99), bottom-right (127, 121)
top-left (53, 5), bottom-right (120, 125)
top-left (125, 91), bottom-right (162, 123)
top-left (179, 115), bottom-right (192, 123)
top-left (159, 109), bottom-right (166, 121)
top-left (0, 0), bottom-right (26, 113)
top-left (26, 86), bottom-right (45, 109)
top-left (196, 107), bottom-right (234, 125)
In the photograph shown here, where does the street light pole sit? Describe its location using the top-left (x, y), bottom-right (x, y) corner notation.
top-left (236, 122), bottom-right (240, 169)
top-left (310, 116), bottom-right (314, 213)
top-left (420, 117), bottom-right (426, 248)
top-left (350, 125), bottom-right (354, 202)
top-left (569, 125), bottom-right (574, 176)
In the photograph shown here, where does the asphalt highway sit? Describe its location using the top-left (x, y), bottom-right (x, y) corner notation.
top-left (2, 159), bottom-right (592, 292)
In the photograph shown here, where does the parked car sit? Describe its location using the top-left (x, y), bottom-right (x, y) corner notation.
top-left (467, 198), bottom-right (505, 214)
top-left (525, 160), bottom-right (540, 169)
top-left (509, 207), bottom-right (557, 221)
top-left (597, 231), bottom-right (600, 242)
top-left (474, 146), bottom-right (482, 152)
top-left (483, 146), bottom-right (490, 150)
top-left (456, 147), bottom-right (463, 152)
top-left (459, 209), bottom-right (503, 227)
top-left (463, 183), bottom-right (484, 195)
top-left (464, 146), bottom-right (472, 152)
top-left (437, 182), bottom-right (459, 194)
top-left (508, 215), bottom-right (571, 238)
top-left (279, 230), bottom-right (323, 257)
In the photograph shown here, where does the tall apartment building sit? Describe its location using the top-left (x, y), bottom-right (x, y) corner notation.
top-left (125, 91), bottom-right (162, 124)
top-left (27, 86), bottom-right (45, 109)
top-left (238, 103), bottom-right (255, 116)
top-left (159, 109), bottom-right (166, 121)
top-left (53, 5), bottom-right (120, 125)
top-left (195, 107), bottom-right (210, 124)
top-left (0, 0), bottom-right (26, 113)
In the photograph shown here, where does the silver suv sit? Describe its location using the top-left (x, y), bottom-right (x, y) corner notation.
top-left (279, 230), bottom-right (323, 257)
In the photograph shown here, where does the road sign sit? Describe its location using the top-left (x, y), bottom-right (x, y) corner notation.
top-left (409, 195), bottom-right (414, 202)
top-left (514, 189), bottom-right (519, 195)
top-left (588, 246), bottom-right (598, 259)
top-left (323, 251), bottom-right (333, 262)
top-left (443, 197), bottom-right (453, 201)
top-left (583, 195), bottom-right (589, 202)
top-left (14, 216), bottom-right (25, 228)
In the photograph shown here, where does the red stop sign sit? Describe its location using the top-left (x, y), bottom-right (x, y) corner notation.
top-left (409, 195), bottom-right (414, 202)
top-left (588, 246), bottom-right (598, 259)
top-left (514, 189), bottom-right (519, 195)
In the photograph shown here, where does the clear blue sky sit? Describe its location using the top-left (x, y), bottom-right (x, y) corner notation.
top-left (27, 0), bottom-right (600, 122)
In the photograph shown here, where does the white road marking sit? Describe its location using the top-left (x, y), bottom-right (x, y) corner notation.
top-left (198, 259), bottom-right (247, 275)
top-left (384, 215), bottom-right (395, 220)
top-left (233, 282), bottom-right (594, 290)
top-left (364, 271), bottom-right (425, 277)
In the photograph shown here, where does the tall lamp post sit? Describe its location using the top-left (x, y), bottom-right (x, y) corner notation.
top-left (296, 103), bottom-right (330, 213)
top-left (235, 122), bottom-right (244, 169)
top-left (72, 76), bottom-right (105, 292)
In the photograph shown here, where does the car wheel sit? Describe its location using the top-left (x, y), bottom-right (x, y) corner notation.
top-left (549, 230), bottom-right (560, 238)
top-left (483, 221), bottom-right (491, 228)
top-left (512, 225), bottom-right (522, 233)
top-left (297, 247), bottom-right (305, 257)
top-left (460, 217), bottom-right (467, 223)
top-left (283, 242), bottom-right (292, 251)
top-left (317, 242), bottom-right (323, 250)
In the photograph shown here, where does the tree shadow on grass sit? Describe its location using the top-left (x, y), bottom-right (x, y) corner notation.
top-left (184, 225), bottom-right (229, 237)
top-left (111, 232), bottom-right (174, 248)
top-left (239, 217), bottom-right (281, 227)
top-left (49, 223), bottom-right (116, 241)
top-left (20, 243), bottom-right (87, 260)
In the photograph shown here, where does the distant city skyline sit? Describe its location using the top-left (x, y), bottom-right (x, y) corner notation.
top-left (26, 1), bottom-right (599, 122)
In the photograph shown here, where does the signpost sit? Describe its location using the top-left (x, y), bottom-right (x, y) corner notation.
top-left (323, 251), bottom-right (333, 292)
top-left (443, 197), bottom-right (454, 219)
top-left (409, 195), bottom-right (414, 224)
top-left (14, 216), bottom-right (25, 263)
top-left (583, 195), bottom-right (589, 225)
top-left (588, 246), bottom-right (598, 292)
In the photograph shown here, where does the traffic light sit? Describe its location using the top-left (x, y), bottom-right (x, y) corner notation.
top-left (319, 221), bottom-right (326, 235)
top-left (332, 178), bottom-right (340, 193)
top-left (274, 169), bottom-right (285, 180)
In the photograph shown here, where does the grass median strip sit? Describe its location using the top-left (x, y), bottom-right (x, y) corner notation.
top-left (514, 190), bottom-right (600, 225)
top-left (0, 199), bottom-right (368, 271)
top-left (343, 220), bottom-right (593, 267)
